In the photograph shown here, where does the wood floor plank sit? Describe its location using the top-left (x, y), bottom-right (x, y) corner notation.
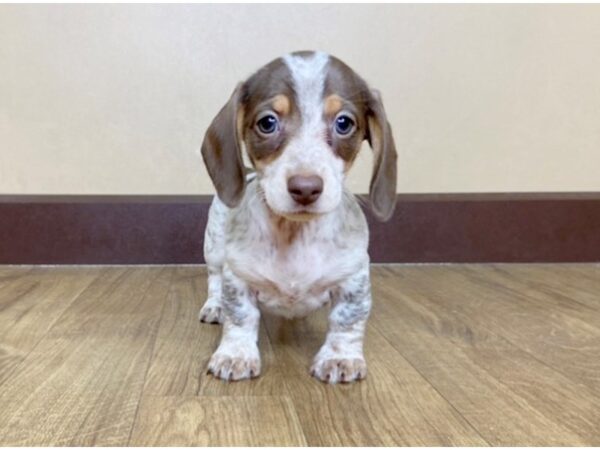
top-left (262, 309), bottom-right (488, 446)
top-left (0, 266), bottom-right (35, 286)
top-left (129, 395), bottom-right (307, 446)
top-left (477, 264), bottom-right (600, 313)
top-left (133, 267), bottom-right (210, 397)
top-left (0, 267), bottom-right (99, 386)
top-left (371, 268), bottom-right (600, 445)
top-left (142, 267), bottom-right (287, 397)
top-left (1, 264), bottom-right (599, 446)
top-left (393, 265), bottom-right (600, 392)
top-left (0, 267), bottom-right (173, 446)
top-left (462, 264), bottom-right (600, 328)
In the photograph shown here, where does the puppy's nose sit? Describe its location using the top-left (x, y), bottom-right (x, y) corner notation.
top-left (287, 175), bottom-right (323, 206)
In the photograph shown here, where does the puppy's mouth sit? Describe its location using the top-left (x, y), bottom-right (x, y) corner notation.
top-left (280, 211), bottom-right (322, 222)
top-left (267, 205), bottom-right (324, 222)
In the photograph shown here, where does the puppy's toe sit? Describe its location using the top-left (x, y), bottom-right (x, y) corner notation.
top-left (336, 358), bottom-right (367, 383)
top-left (310, 357), bottom-right (367, 384)
top-left (207, 352), bottom-right (261, 381)
top-left (230, 357), bottom-right (261, 380)
top-left (198, 302), bottom-right (223, 324)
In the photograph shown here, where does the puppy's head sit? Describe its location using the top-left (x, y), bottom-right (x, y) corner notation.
top-left (201, 51), bottom-right (397, 221)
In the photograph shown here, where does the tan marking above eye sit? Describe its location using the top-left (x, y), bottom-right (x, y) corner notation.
top-left (271, 95), bottom-right (291, 116)
top-left (324, 94), bottom-right (343, 117)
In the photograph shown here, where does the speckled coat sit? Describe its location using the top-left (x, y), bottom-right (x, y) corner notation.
top-left (199, 51), bottom-right (397, 384)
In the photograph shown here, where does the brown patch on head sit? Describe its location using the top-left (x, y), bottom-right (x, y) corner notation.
top-left (253, 149), bottom-right (282, 171)
top-left (324, 55), bottom-right (398, 221)
top-left (324, 94), bottom-right (343, 117)
top-left (323, 57), bottom-right (371, 165)
top-left (290, 49), bottom-right (317, 59)
top-left (202, 51), bottom-right (396, 220)
top-left (272, 94), bottom-right (291, 116)
top-left (240, 57), bottom-right (299, 164)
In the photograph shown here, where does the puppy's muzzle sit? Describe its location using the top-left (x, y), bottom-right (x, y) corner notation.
top-left (287, 175), bottom-right (323, 206)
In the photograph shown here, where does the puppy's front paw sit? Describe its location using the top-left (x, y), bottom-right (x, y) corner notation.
top-left (311, 356), bottom-right (367, 384)
top-left (198, 300), bottom-right (223, 324)
top-left (207, 347), bottom-right (261, 381)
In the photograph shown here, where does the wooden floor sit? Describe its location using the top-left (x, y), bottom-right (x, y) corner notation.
top-left (0, 264), bottom-right (599, 446)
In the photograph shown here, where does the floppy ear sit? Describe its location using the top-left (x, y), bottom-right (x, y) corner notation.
top-left (201, 83), bottom-right (246, 207)
top-left (366, 89), bottom-right (398, 222)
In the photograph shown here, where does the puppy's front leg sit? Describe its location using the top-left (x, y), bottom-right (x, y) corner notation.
top-left (207, 265), bottom-right (261, 381)
top-left (311, 265), bottom-right (371, 384)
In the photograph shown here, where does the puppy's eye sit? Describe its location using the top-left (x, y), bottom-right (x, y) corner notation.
top-left (334, 114), bottom-right (355, 136)
top-left (256, 113), bottom-right (279, 135)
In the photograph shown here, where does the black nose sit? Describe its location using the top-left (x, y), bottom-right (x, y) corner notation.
top-left (287, 175), bottom-right (324, 206)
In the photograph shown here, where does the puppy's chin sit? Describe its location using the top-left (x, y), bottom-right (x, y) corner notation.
top-left (280, 211), bottom-right (321, 222)
top-left (264, 193), bottom-right (342, 222)
top-left (266, 203), bottom-right (327, 222)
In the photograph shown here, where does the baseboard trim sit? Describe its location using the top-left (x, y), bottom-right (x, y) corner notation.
top-left (1, 193), bottom-right (599, 264)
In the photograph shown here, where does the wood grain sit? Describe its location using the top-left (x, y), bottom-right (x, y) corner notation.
top-left (0, 267), bottom-right (173, 446)
top-left (129, 396), bottom-right (307, 446)
top-left (0, 267), bottom-right (99, 386)
top-left (262, 311), bottom-right (487, 446)
top-left (371, 268), bottom-right (600, 445)
top-left (476, 264), bottom-right (600, 313)
top-left (0, 264), bottom-right (599, 446)
top-left (389, 265), bottom-right (600, 393)
top-left (140, 267), bottom-right (215, 397)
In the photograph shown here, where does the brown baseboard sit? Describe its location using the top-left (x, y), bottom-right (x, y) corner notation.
top-left (1, 193), bottom-right (599, 264)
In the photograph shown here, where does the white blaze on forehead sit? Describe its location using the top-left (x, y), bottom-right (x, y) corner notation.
top-left (261, 51), bottom-right (342, 216)
top-left (283, 52), bottom-right (330, 128)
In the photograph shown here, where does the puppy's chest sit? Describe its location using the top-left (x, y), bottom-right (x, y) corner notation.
top-left (227, 224), bottom-right (363, 316)
top-left (247, 245), bottom-right (344, 317)
top-left (232, 234), bottom-right (352, 290)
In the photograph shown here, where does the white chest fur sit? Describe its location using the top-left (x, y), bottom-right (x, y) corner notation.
top-left (223, 184), bottom-right (369, 318)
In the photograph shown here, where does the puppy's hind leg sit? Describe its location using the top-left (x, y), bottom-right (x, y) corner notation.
top-left (199, 197), bottom-right (228, 324)
top-left (200, 267), bottom-right (224, 324)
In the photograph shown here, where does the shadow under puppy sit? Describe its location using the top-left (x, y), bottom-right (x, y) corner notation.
top-left (200, 51), bottom-right (397, 384)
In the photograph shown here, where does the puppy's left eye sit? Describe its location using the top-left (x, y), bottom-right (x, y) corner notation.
top-left (256, 113), bottom-right (279, 135)
top-left (334, 114), bottom-right (355, 136)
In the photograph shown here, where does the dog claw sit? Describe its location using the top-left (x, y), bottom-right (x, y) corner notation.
top-left (311, 357), bottom-right (367, 384)
top-left (198, 303), bottom-right (223, 325)
top-left (207, 351), bottom-right (261, 381)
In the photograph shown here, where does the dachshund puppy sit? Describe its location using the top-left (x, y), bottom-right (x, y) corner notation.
top-left (200, 51), bottom-right (397, 383)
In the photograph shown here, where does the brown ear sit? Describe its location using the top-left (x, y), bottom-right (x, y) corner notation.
top-left (366, 89), bottom-right (398, 222)
top-left (201, 83), bottom-right (246, 207)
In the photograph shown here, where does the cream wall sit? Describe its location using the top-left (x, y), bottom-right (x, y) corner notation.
top-left (1, 4), bottom-right (600, 195)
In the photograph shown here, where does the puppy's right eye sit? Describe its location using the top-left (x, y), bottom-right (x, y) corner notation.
top-left (256, 113), bottom-right (279, 135)
top-left (334, 113), bottom-right (356, 136)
